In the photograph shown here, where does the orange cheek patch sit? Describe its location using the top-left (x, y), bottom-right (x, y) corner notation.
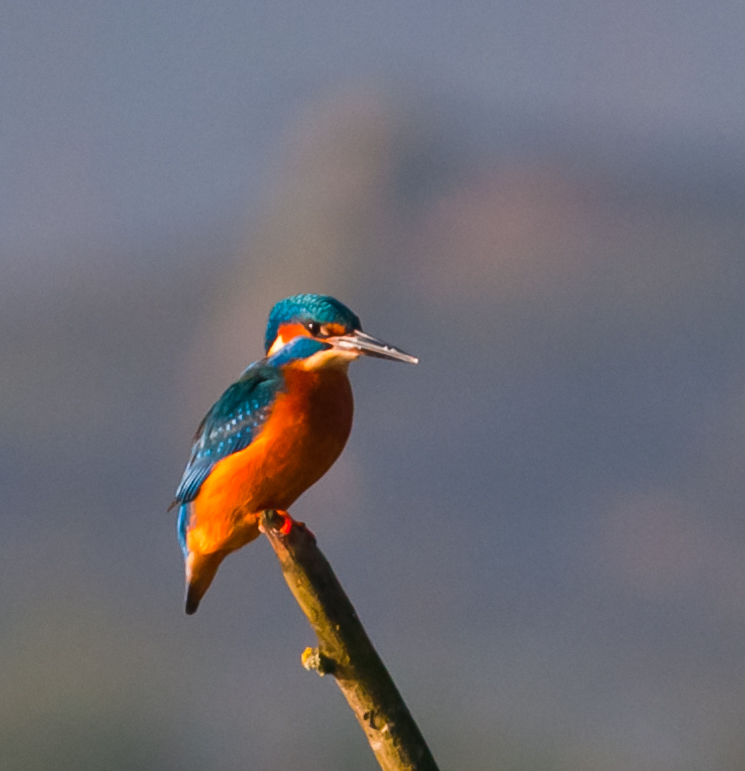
top-left (323, 322), bottom-right (347, 337)
top-left (268, 323), bottom-right (311, 354)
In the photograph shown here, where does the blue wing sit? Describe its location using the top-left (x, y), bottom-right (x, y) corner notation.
top-left (171, 336), bottom-right (331, 509)
top-left (172, 360), bottom-right (285, 506)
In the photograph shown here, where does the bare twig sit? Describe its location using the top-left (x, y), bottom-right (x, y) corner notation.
top-left (260, 510), bottom-right (440, 771)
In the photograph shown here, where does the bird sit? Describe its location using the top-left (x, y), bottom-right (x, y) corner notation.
top-left (172, 293), bottom-right (418, 614)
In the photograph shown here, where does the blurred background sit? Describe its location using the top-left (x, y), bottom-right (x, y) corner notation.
top-left (2, 2), bottom-right (745, 769)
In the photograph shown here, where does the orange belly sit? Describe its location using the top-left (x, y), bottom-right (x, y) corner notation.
top-left (186, 366), bottom-right (354, 557)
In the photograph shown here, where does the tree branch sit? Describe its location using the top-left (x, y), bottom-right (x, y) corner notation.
top-left (260, 510), bottom-right (440, 771)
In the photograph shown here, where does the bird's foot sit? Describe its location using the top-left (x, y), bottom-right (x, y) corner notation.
top-left (277, 510), bottom-right (295, 535)
top-left (276, 510), bottom-right (315, 539)
top-left (260, 510), bottom-right (316, 542)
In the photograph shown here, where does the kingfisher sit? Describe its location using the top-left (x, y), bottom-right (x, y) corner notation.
top-left (172, 293), bottom-right (418, 614)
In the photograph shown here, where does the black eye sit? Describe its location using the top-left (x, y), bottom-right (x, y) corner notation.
top-left (307, 321), bottom-right (321, 336)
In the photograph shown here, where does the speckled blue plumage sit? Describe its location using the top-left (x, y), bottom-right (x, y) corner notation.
top-left (263, 294), bottom-right (361, 353)
top-left (174, 336), bottom-right (331, 510)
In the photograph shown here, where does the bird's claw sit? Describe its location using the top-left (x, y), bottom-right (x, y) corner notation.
top-left (278, 511), bottom-right (294, 535)
top-left (275, 510), bottom-right (316, 540)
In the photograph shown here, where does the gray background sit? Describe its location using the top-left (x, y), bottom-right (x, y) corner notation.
top-left (2, 2), bottom-right (745, 769)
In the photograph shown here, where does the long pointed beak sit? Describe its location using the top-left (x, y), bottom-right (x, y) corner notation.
top-left (330, 330), bottom-right (419, 364)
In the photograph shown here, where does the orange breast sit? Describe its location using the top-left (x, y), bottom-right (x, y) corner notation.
top-left (188, 366), bottom-right (354, 555)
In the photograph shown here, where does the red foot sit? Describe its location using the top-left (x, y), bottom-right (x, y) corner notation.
top-left (275, 510), bottom-right (316, 540)
top-left (277, 510), bottom-right (294, 535)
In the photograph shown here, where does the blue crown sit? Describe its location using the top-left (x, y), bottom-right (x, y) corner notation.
top-left (264, 294), bottom-right (362, 353)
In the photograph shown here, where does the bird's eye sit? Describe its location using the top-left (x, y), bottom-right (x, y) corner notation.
top-left (307, 321), bottom-right (322, 336)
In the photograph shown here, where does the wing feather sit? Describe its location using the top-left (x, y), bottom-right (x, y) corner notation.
top-left (173, 362), bottom-right (284, 505)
